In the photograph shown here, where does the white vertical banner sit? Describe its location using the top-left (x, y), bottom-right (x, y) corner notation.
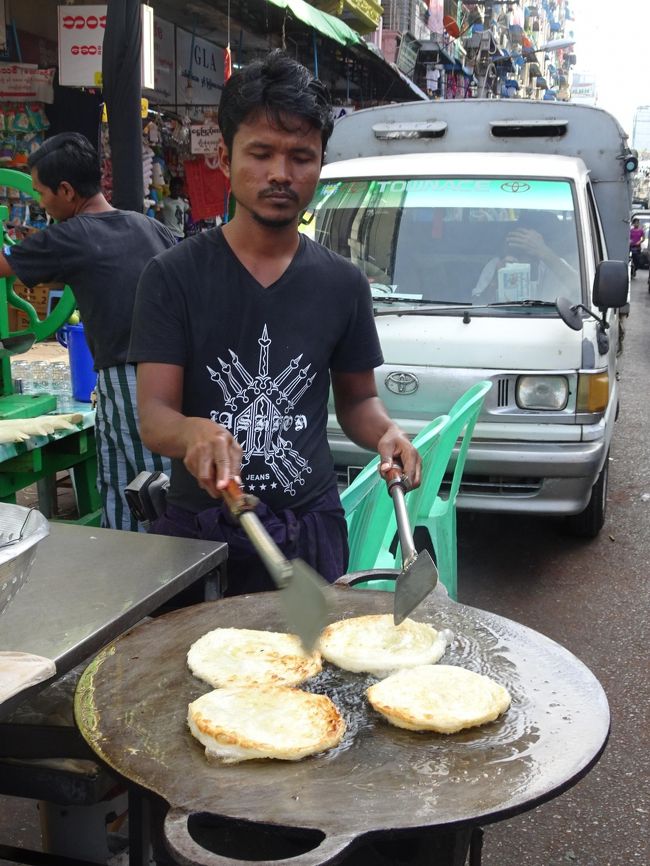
top-left (143, 16), bottom-right (176, 105)
top-left (141, 4), bottom-right (155, 90)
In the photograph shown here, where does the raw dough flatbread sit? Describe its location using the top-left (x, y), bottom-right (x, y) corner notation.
top-left (188, 685), bottom-right (346, 763)
top-left (187, 627), bottom-right (322, 688)
top-left (318, 614), bottom-right (451, 676)
top-left (366, 664), bottom-right (511, 734)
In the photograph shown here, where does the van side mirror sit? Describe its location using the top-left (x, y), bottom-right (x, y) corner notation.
top-left (592, 260), bottom-right (628, 310)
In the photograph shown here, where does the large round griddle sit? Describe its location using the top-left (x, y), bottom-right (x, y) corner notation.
top-left (75, 585), bottom-right (609, 866)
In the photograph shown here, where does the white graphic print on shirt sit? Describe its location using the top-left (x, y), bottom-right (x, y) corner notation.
top-left (207, 325), bottom-right (314, 496)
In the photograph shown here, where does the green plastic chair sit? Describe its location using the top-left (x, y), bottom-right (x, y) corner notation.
top-left (340, 381), bottom-right (492, 599)
top-left (340, 413), bottom-right (449, 581)
top-left (399, 380), bottom-right (492, 600)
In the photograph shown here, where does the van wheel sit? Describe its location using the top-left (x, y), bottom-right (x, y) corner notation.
top-left (564, 455), bottom-right (609, 538)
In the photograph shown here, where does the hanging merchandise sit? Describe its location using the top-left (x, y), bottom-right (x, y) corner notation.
top-left (183, 157), bottom-right (229, 222)
top-left (0, 101), bottom-right (49, 170)
top-left (0, 102), bottom-right (51, 237)
top-left (99, 122), bottom-right (113, 203)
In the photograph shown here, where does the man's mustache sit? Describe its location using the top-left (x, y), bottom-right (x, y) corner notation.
top-left (259, 186), bottom-right (298, 201)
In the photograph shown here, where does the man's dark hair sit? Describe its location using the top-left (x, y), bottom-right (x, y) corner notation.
top-left (218, 51), bottom-right (333, 158)
top-left (27, 132), bottom-right (102, 198)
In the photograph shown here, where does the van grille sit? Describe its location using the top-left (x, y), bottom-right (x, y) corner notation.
top-left (336, 466), bottom-right (542, 498)
top-left (497, 377), bottom-right (510, 407)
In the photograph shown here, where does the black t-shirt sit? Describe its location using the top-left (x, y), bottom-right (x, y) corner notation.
top-left (7, 210), bottom-right (176, 369)
top-left (129, 227), bottom-right (384, 513)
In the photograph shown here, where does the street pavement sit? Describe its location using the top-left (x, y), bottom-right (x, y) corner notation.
top-left (458, 274), bottom-right (650, 865)
top-left (1, 280), bottom-right (649, 864)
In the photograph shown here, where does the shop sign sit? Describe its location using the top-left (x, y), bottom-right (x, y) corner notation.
top-left (571, 83), bottom-right (596, 99)
top-left (396, 33), bottom-right (419, 78)
top-left (57, 4), bottom-right (155, 88)
top-left (58, 4), bottom-right (106, 86)
top-left (343, 0), bottom-right (382, 29)
top-left (143, 16), bottom-right (175, 105)
top-left (190, 123), bottom-right (221, 155)
top-left (176, 28), bottom-right (223, 106)
top-left (0, 63), bottom-right (55, 103)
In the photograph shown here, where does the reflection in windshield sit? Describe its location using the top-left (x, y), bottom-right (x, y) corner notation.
top-left (308, 177), bottom-right (582, 309)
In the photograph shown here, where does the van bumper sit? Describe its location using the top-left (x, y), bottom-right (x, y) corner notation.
top-left (332, 436), bottom-right (609, 517)
top-left (454, 437), bottom-right (608, 515)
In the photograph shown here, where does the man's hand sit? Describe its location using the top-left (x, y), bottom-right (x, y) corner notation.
top-left (378, 425), bottom-right (422, 490)
top-left (505, 228), bottom-right (548, 260)
top-left (180, 417), bottom-right (243, 499)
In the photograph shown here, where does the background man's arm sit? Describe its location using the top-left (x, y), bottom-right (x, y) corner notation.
top-left (331, 369), bottom-right (421, 487)
top-left (137, 362), bottom-right (242, 498)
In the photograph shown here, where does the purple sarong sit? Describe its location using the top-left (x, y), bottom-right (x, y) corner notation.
top-left (149, 485), bottom-right (349, 596)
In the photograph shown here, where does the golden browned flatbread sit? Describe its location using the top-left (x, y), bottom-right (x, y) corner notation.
top-left (187, 627), bottom-right (322, 688)
top-left (188, 685), bottom-right (346, 763)
top-left (366, 664), bottom-right (511, 734)
top-left (319, 614), bottom-right (452, 676)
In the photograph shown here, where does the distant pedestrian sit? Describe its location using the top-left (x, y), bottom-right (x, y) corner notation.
top-left (629, 217), bottom-right (644, 277)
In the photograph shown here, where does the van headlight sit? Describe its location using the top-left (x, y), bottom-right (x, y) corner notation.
top-left (516, 376), bottom-right (569, 410)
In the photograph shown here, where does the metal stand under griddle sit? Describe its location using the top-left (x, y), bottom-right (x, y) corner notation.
top-left (75, 582), bottom-right (610, 866)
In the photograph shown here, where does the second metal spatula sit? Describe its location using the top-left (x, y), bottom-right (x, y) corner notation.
top-left (221, 479), bottom-right (329, 650)
top-left (386, 467), bottom-right (438, 624)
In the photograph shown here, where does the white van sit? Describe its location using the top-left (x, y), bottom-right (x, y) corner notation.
top-left (306, 100), bottom-right (633, 537)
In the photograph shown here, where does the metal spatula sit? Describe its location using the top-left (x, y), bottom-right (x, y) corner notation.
top-left (221, 479), bottom-right (329, 651)
top-left (386, 468), bottom-right (438, 624)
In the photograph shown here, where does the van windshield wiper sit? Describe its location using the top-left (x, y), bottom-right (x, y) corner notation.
top-left (487, 299), bottom-right (557, 308)
top-left (373, 298), bottom-right (561, 317)
top-left (371, 295), bottom-right (467, 305)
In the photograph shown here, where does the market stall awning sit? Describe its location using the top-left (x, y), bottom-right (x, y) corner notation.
top-left (391, 64), bottom-right (429, 100)
top-left (265, 0), bottom-right (364, 47)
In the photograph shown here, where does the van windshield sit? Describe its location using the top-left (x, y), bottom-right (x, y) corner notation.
top-left (304, 177), bottom-right (581, 310)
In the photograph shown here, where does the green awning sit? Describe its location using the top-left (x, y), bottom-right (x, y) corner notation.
top-left (266, 0), bottom-right (364, 47)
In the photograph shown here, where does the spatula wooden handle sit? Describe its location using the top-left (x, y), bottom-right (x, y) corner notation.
top-left (220, 478), bottom-right (257, 519)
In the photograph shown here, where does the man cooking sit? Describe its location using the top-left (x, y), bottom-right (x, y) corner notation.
top-left (128, 51), bottom-right (421, 595)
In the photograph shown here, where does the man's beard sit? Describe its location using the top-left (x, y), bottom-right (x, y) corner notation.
top-left (251, 210), bottom-right (296, 229)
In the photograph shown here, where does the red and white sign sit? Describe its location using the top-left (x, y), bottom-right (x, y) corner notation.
top-left (57, 4), bottom-right (155, 89)
top-left (0, 63), bottom-right (55, 103)
top-left (58, 5), bottom-right (106, 86)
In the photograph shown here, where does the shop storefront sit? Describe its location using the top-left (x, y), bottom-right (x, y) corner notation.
top-left (1, 0), bottom-right (425, 234)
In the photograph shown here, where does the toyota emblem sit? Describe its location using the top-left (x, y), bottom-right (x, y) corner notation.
top-left (385, 372), bottom-right (419, 395)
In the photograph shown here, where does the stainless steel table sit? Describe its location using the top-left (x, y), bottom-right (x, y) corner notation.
top-left (0, 523), bottom-right (228, 866)
top-left (0, 523), bottom-right (228, 720)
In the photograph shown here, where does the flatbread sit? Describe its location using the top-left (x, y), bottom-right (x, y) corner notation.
top-left (366, 664), bottom-right (511, 734)
top-left (187, 627), bottom-right (322, 688)
top-left (188, 685), bottom-right (346, 763)
top-left (318, 614), bottom-right (452, 676)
